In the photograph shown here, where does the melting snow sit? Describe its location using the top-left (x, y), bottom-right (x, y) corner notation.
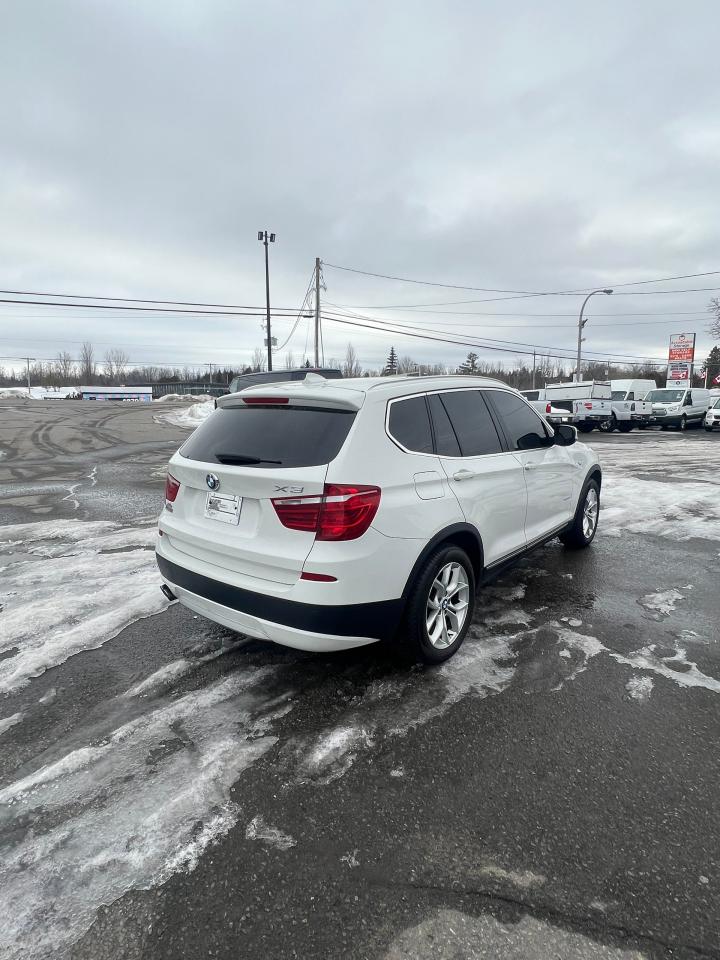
top-left (639, 589), bottom-right (685, 617)
top-left (625, 676), bottom-right (654, 701)
top-left (0, 519), bottom-right (168, 691)
top-left (0, 667), bottom-right (291, 960)
top-left (245, 815), bottom-right (296, 850)
top-left (610, 645), bottom-right (720, 695)
top-left (602, 475), bottom-right (720, 542)
top-left (0, 712), bottom-right (23, 737)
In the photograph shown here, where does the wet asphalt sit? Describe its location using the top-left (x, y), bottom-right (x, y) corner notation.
top-left (1, 400), bottom-right (719, 960)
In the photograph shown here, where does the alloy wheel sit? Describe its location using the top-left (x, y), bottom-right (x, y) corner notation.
top-left (425, 561), bottom-right (470, 649)
top-left (582, 487), bottom-right (599, 540)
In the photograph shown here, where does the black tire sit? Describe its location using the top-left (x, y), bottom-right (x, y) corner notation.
top-left (599, 415), bottom-right (616, 433)
top-left (661, 425), bottom-right (668, 431)
top-left (705, 425), bottom-right (713, 432)
top-left (678, 415), bottom-right (687, 432)
top-left (560, 480), bottom-right (600, 550)
top-left (637, 423), bottom-right (647, 430)
top-left (618, 421), bottom-right (633, 433)
top-left (577, 423), bottom-right (595, 434)
top-left (404, 545), bottom-right (476, 664)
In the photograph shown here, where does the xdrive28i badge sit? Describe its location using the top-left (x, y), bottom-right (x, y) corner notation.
top-left (206, 473), bottom-right (220, 491)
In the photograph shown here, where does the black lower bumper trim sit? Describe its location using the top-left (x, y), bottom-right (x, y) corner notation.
top-left (156, 553), bottom-right (403, 642)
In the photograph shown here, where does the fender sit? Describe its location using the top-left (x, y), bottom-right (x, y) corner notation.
top-left (400, 522), bottom-right (484, 600)
top-left (582, 464), bottom-right (602, 492)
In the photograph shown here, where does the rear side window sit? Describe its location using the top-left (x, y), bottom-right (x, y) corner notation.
top-left (180, 405), bottom-right (356, 468)
top-left (436, 390), bottom-right (503, 457)
top-left (388, 396), bottom-right (433, 453)
top-left (487, 390), bottom-right (551, 451)
top-left (427, 394), bottom-right (461, 456)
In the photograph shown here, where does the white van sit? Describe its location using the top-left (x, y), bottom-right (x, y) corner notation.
top-left (645, 387), bottom-right (711, 430)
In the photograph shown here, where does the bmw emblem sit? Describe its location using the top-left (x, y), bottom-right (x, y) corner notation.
top-left (206, 473), bottom-right (220, 491)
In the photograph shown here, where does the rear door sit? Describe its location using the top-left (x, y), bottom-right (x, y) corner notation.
top-left (428, 390), bottom-right (527, 564)
top-left (485, 389), bottom-right (575, 543)
top-left (166, 400), bottom-right (357, 584)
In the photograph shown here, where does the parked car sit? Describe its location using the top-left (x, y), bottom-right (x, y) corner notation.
top-left (645, 387), bottom-right (711, 430)
top-left (601, 379), bottom-right (655, 432)
top-left (156, 376), bottom-right (601, 664)
top-left (543, 381), bottom-right (612, 432)
top-left (705, 398), bottom-right (720, 431)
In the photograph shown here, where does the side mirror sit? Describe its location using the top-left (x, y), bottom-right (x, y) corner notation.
top-left (554, 424), bottom-right (577, 446)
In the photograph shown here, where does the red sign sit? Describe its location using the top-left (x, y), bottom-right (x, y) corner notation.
top-left (667, 361), bottom-right (691, 382)
top-left (714, 372), bottom-right (720, 385)
top-left (668, 333), bottom-right (696, 362)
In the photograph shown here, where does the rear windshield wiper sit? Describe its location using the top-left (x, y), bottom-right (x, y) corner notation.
top-left (215, 453), bottom-right (282, 465)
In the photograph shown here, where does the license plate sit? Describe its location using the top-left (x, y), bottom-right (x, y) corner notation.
top-left (204, 492), bottom-right (242, 524)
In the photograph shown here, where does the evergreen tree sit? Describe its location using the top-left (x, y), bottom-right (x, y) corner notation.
top-left (384, 346), bottom-right (398, 375)
top-left (458, 352), bottom-right (479, 374)
top-left (702, 345), bottom-right (720, 386)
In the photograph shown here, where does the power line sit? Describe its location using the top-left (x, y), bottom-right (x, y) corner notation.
top-left (0, 298), bottom-right (301, 318)
top-left (0, 288), bottom-right (303, 311)
top-left (323, 262), bottom-right (720, 296)
top-left (319, 311), bottom-right (668, 366)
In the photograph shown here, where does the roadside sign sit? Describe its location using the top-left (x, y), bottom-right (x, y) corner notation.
top-left (668, 333), bottom-right (696, 362)
top-left (667, 361), bottom-right (692, 383)
top-left (715, 372), bottom-right (720, 385)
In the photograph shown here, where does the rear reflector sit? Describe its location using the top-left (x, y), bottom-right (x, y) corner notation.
top-left (165, 473), bottom-right (181, 502)
top-left (300, 571), bottom-right (337, 582)
top-left (242, 396), bottom-right (289, 405)
top-left (272, 484), bottom-right (381, 541)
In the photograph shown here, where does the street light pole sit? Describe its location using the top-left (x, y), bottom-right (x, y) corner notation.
top-left (575, 288), bottom-right (613, 382)
top-left (258, 230), bottom-right (276, 371)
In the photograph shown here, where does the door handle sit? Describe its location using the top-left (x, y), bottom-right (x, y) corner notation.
top-left (453, 469), bottom-right (476, 481)
top-left (523, 463), bottom-right (537, 471)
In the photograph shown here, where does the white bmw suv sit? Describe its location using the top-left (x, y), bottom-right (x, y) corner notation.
top-left (156, 375), bottom-right (601, 663)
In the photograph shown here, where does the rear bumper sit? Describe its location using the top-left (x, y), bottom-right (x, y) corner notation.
top-left (156, 553), bottom-right (403, 651)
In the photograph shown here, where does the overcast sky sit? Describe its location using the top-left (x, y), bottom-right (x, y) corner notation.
top-left (2, 0), bottom-right (720, 377)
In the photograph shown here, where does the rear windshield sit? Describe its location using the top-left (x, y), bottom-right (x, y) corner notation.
top-left (179, 404), bottom-right (356, 468)
top-left (611, 391), bottom-right (627, 400)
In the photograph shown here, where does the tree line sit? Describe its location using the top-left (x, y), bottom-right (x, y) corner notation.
top-left (2, 338), bottom-right (717, 390)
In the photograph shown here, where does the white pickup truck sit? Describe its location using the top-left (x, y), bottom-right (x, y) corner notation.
top-left (519, 390), bottom-right (572, 424)
top-left (543, 381), bottom-right (612, 433)
top-left (601, 379), bottom-right (654, 432)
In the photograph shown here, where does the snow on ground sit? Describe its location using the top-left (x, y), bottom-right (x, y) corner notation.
top-left (601, 475), bottom-right (720, 542)
top-left (153, 398), bottom-right (214, 428)
top-left (0, 519), bottom-right (169, 692)
top-left (0, 666), bottom-right (293, 960)
top-left (245, 815), bottom-right (297, 850)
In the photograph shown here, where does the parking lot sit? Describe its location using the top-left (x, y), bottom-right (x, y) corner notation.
top-left (1, 399), bottom-right (719, 960)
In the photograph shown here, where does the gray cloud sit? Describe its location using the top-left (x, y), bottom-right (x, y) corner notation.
top-left (2, 0), bottom-right (720, 373)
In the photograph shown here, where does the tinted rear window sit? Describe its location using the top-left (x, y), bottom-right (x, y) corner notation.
top-left (180, 405), bottom-right (356, 468)
top-left (437, 390), bottom-right (503, 456)
top-left (388, 396), bottom-right (433, 453)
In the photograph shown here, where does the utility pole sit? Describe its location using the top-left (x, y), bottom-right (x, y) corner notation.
top-left (23, 356), bottom-right (35, 393)
top-left (314, 257), bottom-right (321, 367)
top-left (258, 230), bottom-right (276, 371)
top-left (575, 289), bottom-right (613, 382)
top-left (531, 350), bottom-right (536, 390)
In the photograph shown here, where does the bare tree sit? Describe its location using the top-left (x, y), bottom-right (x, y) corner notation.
top-left (709, 297), bottom-right (720, 339)
top-left (54, 351), bottom-right (74, 383)
top-left (284, 350), bottom-right (296, 370)
top-left (104, 348), bottom-right (129, 384)
top-left (342, 342), bottom-right (362, 378)
top-left (397, 355), bottom-right (417, 374)
top-left (251, 347), bottom-right (267, 372)
top-left (79, 342), bottom-right (96, 383)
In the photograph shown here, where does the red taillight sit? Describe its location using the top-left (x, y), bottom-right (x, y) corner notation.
top-left (272, 484), bottom-right (381, 541)
top-left (300, 571), bottom-right (338, 582)
top-left (242, 396), bottom-right (289, 405)
top-left (165, 473), bottom-right (181, 502)
top-left (546, 402), bottom-right (552, 414)
top-left (584, 402), bottom-right (593, 410)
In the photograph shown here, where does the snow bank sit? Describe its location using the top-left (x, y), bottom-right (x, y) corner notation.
top-left (153, 399), bottom-right (214, 428)
top-left (601, 475), bottom-right (720, 542)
